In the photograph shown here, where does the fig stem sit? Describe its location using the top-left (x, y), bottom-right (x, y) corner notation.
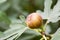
top-left (44, 19), bottom-right (49, 31)
top-left (42, 35), bottom-right (47, 40)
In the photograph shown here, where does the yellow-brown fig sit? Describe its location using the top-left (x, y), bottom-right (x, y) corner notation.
top-left (26, 13), bottom-right (43, 29)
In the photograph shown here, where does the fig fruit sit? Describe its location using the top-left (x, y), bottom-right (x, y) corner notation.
top-left (26, 13), bottom-right (43, 29)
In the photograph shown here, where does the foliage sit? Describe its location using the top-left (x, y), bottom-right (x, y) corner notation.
top-left (0, 0), bottom-right (60, 40)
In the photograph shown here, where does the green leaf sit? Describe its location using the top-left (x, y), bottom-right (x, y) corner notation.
top-left (6, 34), bottom-right (18, 40)
top-left (0, 12), bottom-right (11, 24)
top-left (36, 0), bottom-right (60, 23)
top-left (43, 0), bottom-right (52, 19)
top-left (51, 28), bottom-right (60, 40)
top-left (17, 29), bottom-right (41, 40)
top-left (0, 0), bottom-right (6, 4)
top-left (36, 0), bottom-right (52, 19)
top-left (45, 22), bottom-right (59, 34)
top-left (0, 2), bottom-right (10, 11)
top-left (0, 31), bottom-right (3, 36)
top-left (0, 12), bottom-right (11, 30)
top-left (6, 27), bottom-right (28, 40)
top-left (0, 23), bottom-right (28, 40)
top-left (53, 0), bottom-right (60, 13)
top-left (49, 0), bottom-right (60, 22)
top-left (19, 15), bottom-right (27, 26)
top-left (19, 15), bottom-right (25, 22)
top-left (44, 0), bottom-right (52, 14)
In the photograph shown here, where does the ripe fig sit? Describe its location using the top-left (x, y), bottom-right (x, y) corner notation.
top-left (26, 13), bottom-right (43, 29)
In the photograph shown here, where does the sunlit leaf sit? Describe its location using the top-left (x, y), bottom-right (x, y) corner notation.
top-left (49, 0), bottom-right (60, 22)
top-left (36, 0), bottom-right (52, 19)
top-left (53, 0), bottom-right (60, 13)
top-left (36, 0), bottom-right (60, 22)
top-left (0, 0), bottom-right (6, 4)
top-left (44, 0), bottom-right (52, 14)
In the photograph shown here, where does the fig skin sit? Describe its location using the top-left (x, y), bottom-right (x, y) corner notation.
top-left (26, 13), bottom-right (43, 29)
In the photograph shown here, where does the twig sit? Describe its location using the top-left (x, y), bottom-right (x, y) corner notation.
top-left (42, 35), bottom-right (47, 40)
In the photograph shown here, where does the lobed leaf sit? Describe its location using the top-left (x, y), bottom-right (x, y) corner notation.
top-left (37, 0), bottom-right (60, 22)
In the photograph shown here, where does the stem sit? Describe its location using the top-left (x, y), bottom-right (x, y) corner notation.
top-left (40, 19), bottom-right (49, 40)
top-left (44, 19), bottom-right (49, 31)
top-left (44, 20), bottom-right (49, 27)
top-left (35, 19), bottom-right (50, 40)
top-left (42, 35), bottom-right (47, 40)
top-left (42, 19), bottom-right (49, 40)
